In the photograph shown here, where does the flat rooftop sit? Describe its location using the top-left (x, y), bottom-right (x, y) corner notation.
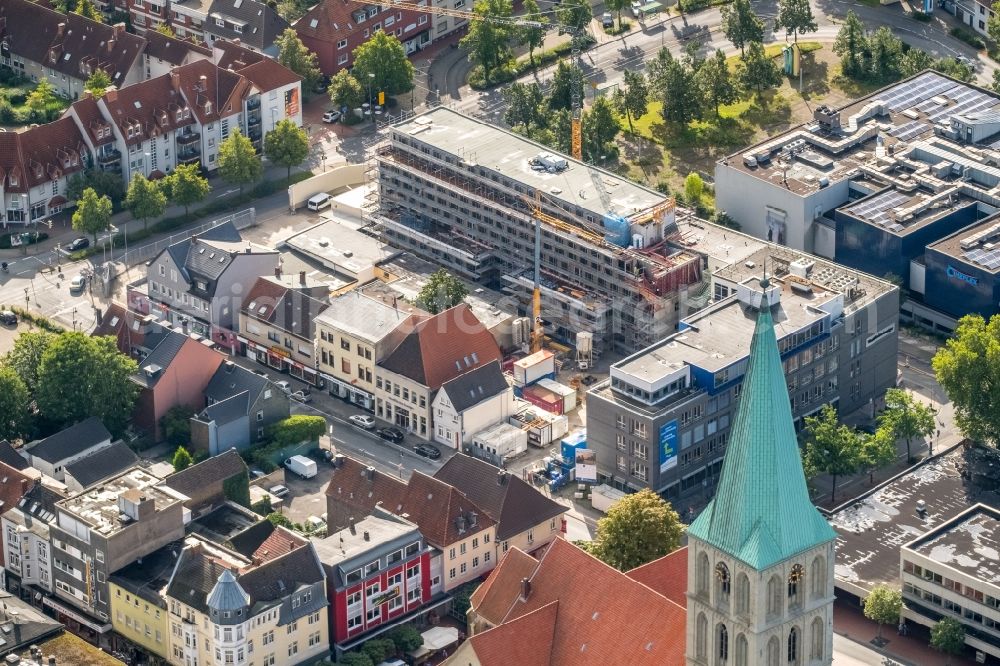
top-left (674, 217), bottom-right (765, 270)
top-left (392, 107), bottom-right (666, 221)
top-left (906, 503), bottom-right (1000, 586)
top-left (59, 467), bottom-right (177, 537)
top-left (315, 287), bottom-right (418, 345)
top-left (188, 503), bottom-right (262, 543)
top-left (723, 71), bottom-right (1000, 232)
top-left (312, 512), bottom-right (416, 567)
top-left (927, 212), bottom-right (1000, 272)
top-left (283, 216), bottom-right (399, 279)
top-left (829, 447), bottom-right (977, 594)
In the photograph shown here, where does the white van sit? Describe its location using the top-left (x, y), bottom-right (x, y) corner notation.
top-left (307, 192), bottom-right (332, 211)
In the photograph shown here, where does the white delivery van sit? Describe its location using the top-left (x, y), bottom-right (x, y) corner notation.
top-left (284, 455), bottom-right (318, 479)
top-left (307, 192), bottom-right (332, 211)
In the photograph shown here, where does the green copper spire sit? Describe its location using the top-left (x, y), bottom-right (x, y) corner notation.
top-left (687, 282), bottom-right (837, 570)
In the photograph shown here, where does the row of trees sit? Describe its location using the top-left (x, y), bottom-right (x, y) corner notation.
top-left (801, 389), bottom-right (936, 504)
top-left (0, 332), bottom-right (138, 441)
top-left (835, 11), bottom-right (973, 84)
top-left (863, 585), bottom-right (966, 661)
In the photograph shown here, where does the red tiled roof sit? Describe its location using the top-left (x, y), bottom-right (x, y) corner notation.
top-left (464, 601), bottom-right (557, 666)
top-left (626, 546), bottom-right (688, 608)
top-left (242, 277), bottom-right (288, 322)
top-left (48, 195), bottom-right (67, 206)
top-left (0, 0), bottom-right (145, 86)
top-left (0, 462), bottom-right (34, 517)
top-left (380, 304), bottom-right (502, 390)
top-left (173, 59), bottom-right (251, 125)
top-left (469, 547), bottom-right (540, 626)
top-left (17, 116), bottom-right (88, 188)
top-left (67, 96), bottom-right (116, 147)
top-left (247, 525), bottom-right (308, 567)
top-left (0, 132), bottom-right (26, 193)
top-left (237, 58), bottom-right (301, 92)
top-left (213, 38), bottom-right (265, 70)
top-left (463, 538), bottom-right (687, 665)
top-left (100, 74), bottom-right (195, 147)
top-left (143, 29), bottom-right (212, 65)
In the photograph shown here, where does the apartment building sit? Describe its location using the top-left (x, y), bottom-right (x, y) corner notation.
top-left (586, 239), bottom-right (899, 502)
top-left (238, 272), bottom-right (330, 387)
top-left (167, 0), bottom-right (210, 40)
top-left (901, 503), bottom-right (1000, 662)
top-left (2, 481), bottom-right (60, 602)
top-left (108, 542), bottom-right (178, 662)
top-left (48, 467), bottom-right (185, 625)
top-left (431, 361), bottom-right (512, 450)
top-left (0, 0), bottom-right (145, 98)
top-left (378, 108), bottom-right (702, 354)
top-left (203, 0), bottom-right (289, 55)
top-left (376, 304), bottom-right (502, 440)
top-left (141, 30), bottom-right (212, 80)
top-left (428, 0), bottom-right (467, 41)
top-left (314, 509), bottom-right (435, 658)
top-left (164, 532), bottom-right (329, 666)
top-left (313, 290), bottom-right (418, 411)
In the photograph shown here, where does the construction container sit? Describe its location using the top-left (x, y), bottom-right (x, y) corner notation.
top-left (536, 378), bottom-right (578, 412)
top-left (591, 484), bottom-right (628, 513)
top-left (510, 401), bottom-right (569, 447)
top-left (513, 349), bottom-right (556, 388)
top-left (523, 384), bottom-right (563, 414)
top-left (472, 422), bottom-right (528, 462)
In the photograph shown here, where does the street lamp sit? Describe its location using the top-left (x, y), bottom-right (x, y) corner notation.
top-left (20, 194), bottom-right (27, 255)
top-left (144, 152), bottom-right (151, 177)
top-left (367, 72), bottom-right (375, 123)
top-left (321, 152), bottom-right (327, 172)
top-left (72, 308), bottom-right (78, 332)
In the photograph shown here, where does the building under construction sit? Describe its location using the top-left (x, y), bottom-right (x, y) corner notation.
top-left (372, 107), bottom-right (706, 353)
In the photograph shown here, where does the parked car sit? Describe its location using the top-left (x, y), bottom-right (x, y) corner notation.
top-left (377, 427), bottom-right (405, 444)
top-left (69, 275), bottom-right (86, 293)
top-left (269, 484), bottom-right (289, 498)
top-left (0, 310), bottom-right (16, 326)
top-left (290, 390), bottom-right (312, 403)
top-left (250, 469), bottom-right (266, 479)
top-left (956, 55), bottom-right (978, 70)
top-left (322, 110), bottom-right (342, 123)
top-left (274, 380), bottom-right (291, 394)
top-left (630, 1), bottom-right (642, 17)
top-left (67, 237), bottom-right (89, 251)
top-left (349, 414), bottom-right (376, 429)
top-left (413, 444), bottom-right (441, 460)
top-left (602, 12), bottom-right (614, 27)
top-left (307, 192), bottom-right (333, 211)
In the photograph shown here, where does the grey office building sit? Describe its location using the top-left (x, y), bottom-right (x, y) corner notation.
top-left (586, 229), bottom-right (899, 505)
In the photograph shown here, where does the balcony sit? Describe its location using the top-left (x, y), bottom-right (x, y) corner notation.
top-left (176, 132), bottom-right (200, 146)
top-left (97, 149), bottom-right (121, 165)
top-left (247, 96), bottom-right (260, 110)
top-left (178, 149), bottom-right (201, 164)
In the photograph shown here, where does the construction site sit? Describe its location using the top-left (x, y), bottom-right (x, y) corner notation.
top-left (368, 107), bottom-right (708, 355)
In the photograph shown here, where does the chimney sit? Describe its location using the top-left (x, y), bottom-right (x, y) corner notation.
top-left (245, 247), bottom-right (251, 254)
top-left (363, 530), bottom-right (370, 542)
top-left (56, 22), bottom-right (65, 37)
top-left (274, 266), bottom-right (282, 279)
top-left (200, 74), bottom-right (208, 90)
top-left (299, 271), bottom-right (306, 285)
top-left (233, 38), bottom-right (241, 45)
top-left (113, 22), bottom-right (126, 35)
top-left (520, 578), bottom-right (531, 601)
top-left (349, 517), bottom-right (356, 535)
top-left (366, 466), bottom-right (375, 481)
top-left (170, 71), bottom-right (180, 92)
top-left (497, 470), bottom-right (507, 486)
top-left (105, 89), bottom-right (117, 103)
top-left (20, 478), bottom-right (28, 493)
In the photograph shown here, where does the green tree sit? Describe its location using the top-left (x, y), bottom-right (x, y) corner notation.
top-left (160, 405), bottom-right (192, 447)
top-left (613, 70), bottom-right (648, 132)
top-left (695, 49), bottom-right (739, 117)
top-left (264, 119), bottom-right (309, 181)
top-left (35, 333), bottom-right (138, 436)
top-left (548, 61), bottom-right (585, 112)
top-left (250, 496), bottom-right (273, 516)
top-left (218, 129), bottom-right (262, 195)
top-left (720, 0), bottom-right (764, 56)
top-left (72, 187), bottom-right (113, 244)
top-left (73, 0), bottom-right (102, 21)
top-left (834, 11), bottom-right (868, 79)
top-left (878, 388), bottom-right (936, 461)
top-left (415, 269), bottom-right (468, 314)
top-left (222, 471), bottom-right (251, 507)
top-left (66, 169), bottom-right (126, 210)
top-left (26, 79), bottom-right (57, 122)
top-left (155, 23), bottom-right (176, 37)
top-left (989, 0), bottom-right (1000, 45)
top-left (125, 173), bottom-right (166, 232)
top-left (386, 626), bottom-right (423, 653)
top-left (899, 48), bottom-right (933, 78)
top-left (461, 0), bottom-right (515, 84)
top-left (582, 96), bottom-right (619, 161)
top-left (360, 638), bottom-right (395, 664)
top-left (164, 163), bottom-right (210, 217)
top-left (339, 654), bottom-right (373, 666)
top-left (4, 331), bottom-right (55, 393)
top-left (606, 0), bottom-right (628, 29)
top-left (774, 0), bottom-right (817, 43)
top-left (801, 404), bottom-right (864, 503)
top-left (930, 617), bottom-right (966, 665)
top-left (861, 428), bottom-right (897, 485)
top-left (267, 512), bottom-right (293, 528)
top-left (657, 50), bottom-right (700, 125)
top-left (932, 56), bottom-right (974, 83)
top-left (863, 585), bottom-right (902, 640)
top-left (328, 70), bottom-right (365, 110)
top-left (268, 415), bottom-right (326, 448)
top-left (503, 82), bottom-right (544, 131)
top-left (519, 0), bottom-right (547, 64)
top-left (867, 26), bottom-right (903, 82)
top-left (588, 488), bottom-right (684, 570)
top-left (739, 40), bottom-right (782, 96)
top-left (684, 172), bottom-right (704, 206)
top-left (172, 446), bottom-right (194, 472)
top-left (932, 314), bottom-right (1000, 446)
top-left (557, 0), bottom-right (592, 34)
top-left (0, 367), bottom-right (30, 441)
top-left (84, 69), bottom-right (112, 99)
top-left (993, 69), bottom-right (1000, 95)
top-left (276, 28), bottom-right (322, 94)
top-left (352, 31), bottom-right (415, 97)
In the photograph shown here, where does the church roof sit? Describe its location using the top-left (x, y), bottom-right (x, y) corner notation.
top-left (687, 280), bottom-right (837, 570)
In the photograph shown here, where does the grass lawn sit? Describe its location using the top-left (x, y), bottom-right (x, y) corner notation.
top-left (0, 80), bottom-right (70, 128)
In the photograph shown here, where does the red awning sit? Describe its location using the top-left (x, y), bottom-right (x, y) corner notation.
top-left (48, 195), bottom-right (67, 207)
top-left (149, 169), bottom-right (167, 180)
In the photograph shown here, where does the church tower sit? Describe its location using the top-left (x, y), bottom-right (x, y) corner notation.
top-left (685, 279), bottom-right (837, 666)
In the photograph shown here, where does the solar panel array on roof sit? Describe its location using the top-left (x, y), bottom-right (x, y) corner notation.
top-left (877, 72), bottom-right (954, 112)
top-left (890, 121), bottom-right (928, 142)
top-left (843, 190), bottom-right (910, 226)
top-left (926, 86), bottom-right (996, 123)
top-left (962, 247), bottom-right (1000, 269)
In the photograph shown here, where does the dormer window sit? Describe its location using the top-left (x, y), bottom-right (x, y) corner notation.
top-left (9, 174), bottom-right (16, 187)
top-left (49, 50), bottom-right (58, 64)
top-left (205, 101), bottom-right (212, 114)
top-left (215, 17), bottom-right (224, 26)
top-left (234, 24), bottom-right (242, 33)
top-left (176, 110), bottom-right (182, 121)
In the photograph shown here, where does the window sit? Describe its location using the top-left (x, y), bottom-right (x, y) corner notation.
top-left (365, 561), bottom-right (380, 576)
top-left (696, 613), bottom-right (707, 660)
top-left (810, 556), bottom-right (825, 599)
top-left (735, 573), bottom-right (750, 616)
top-left (697, 552), bottom-right (710, 596)
top-left (788, 564), bottom-right (804, 608)
top-left (287, 641), bottom-right (298, 657)
top-left (337, 39), bottom-right (347, 49)
top-left (215, 17), bottom-right (224, 25)
top-left (262, 630), bottom-right (274, 645)
top-left (716, 624), bottom-right (728, 663)
top-left (767, 575), bottom-right (782, 618)
top-left (256, 410), bottom-right (264, 422)
top-left (810, 617), bottom-right (824, 660)
top-left (788, 627), bottom-right (799, 664)
top-left (715, 562), bottom-right (731, 606)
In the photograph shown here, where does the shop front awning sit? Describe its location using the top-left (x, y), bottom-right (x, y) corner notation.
top-left (42, 597), bottom-right (112, 634)
top-left (408, 625), bottom-right (460, 658)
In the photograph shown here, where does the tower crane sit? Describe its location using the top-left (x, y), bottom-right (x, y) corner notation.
top-left (356, 0), bottom-right (587, 159)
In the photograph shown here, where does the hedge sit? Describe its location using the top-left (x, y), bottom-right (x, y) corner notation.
top-left (469, 36), bottom-right (597, 90)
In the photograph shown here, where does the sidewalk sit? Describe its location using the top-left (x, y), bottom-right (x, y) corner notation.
top-left (834, 600), bottom-right (979, 666)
